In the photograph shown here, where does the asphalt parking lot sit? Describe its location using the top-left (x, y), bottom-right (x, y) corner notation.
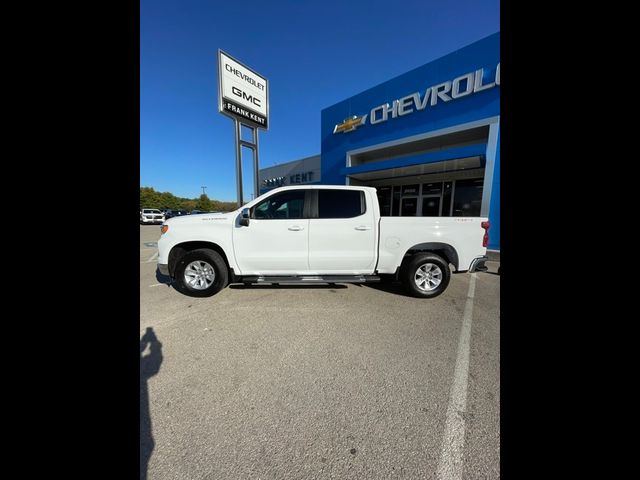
top-left (140, 225), bottom-right (500, 479)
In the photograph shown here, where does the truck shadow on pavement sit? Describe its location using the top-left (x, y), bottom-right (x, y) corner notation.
top-left (140, 327), bottom-right (163, 480)
top-left (360, 280), bottom-right (419, 298)
top-left (228, 282), bottom-right (416, 297)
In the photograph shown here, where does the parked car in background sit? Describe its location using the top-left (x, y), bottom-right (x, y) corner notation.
top-left (190, 210), bottom-right (207, 215)
top-left (140, 208), bottom-right (165, 225)
top-left (165, 209), bottom-right (189, 219)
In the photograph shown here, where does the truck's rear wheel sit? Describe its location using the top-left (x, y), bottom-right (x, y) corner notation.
top-left (174, 248), bottom-right (228, 297)
top-left (400, 253), bottom-right (450, 298)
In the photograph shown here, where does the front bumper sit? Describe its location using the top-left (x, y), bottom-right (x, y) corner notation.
top-left (469, 255), bottom-right (489, 273)
top-left (158, 263), bottom-right (170, 276)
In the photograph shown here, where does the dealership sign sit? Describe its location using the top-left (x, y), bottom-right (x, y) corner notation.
top-left (218, 50), bottom-right (269, 129)
top-left (333, 63), bottom-right (499, 134)
top-left (262, 171), bottom-right (316, 188)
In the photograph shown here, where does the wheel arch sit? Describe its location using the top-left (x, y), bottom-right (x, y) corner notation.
top-left (402, 242), bottom-right (459, 271)
top-left (168, 241), bottom-right (231, 278)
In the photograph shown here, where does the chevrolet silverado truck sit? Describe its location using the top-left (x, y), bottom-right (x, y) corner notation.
top-left (157, 185), bottom-right (489, 298)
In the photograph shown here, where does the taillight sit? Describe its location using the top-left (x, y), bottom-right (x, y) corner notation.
top-left (481, 221), bottom-right (490, 247)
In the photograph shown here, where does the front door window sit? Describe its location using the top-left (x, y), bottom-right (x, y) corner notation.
top-left (252, 190), bottom-right (305, 219)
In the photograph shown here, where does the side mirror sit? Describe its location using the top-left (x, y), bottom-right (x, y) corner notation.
top-left (239, 208), bottom-right (250, 226)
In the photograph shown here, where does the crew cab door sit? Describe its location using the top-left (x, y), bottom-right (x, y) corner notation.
top-left (308, 189), bottom-right (377, 273)
top-left (232, 189), bottom-right (311, 274)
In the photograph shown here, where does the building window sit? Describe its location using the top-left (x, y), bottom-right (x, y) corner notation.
top-left (441, 181), bottom-right (453, 217)
top-left (376, 187), bottom-right (392, 216)
top-left (421, 196), bottom-right (441, 216)
top-left (422, 182), bottom-right (443, 195)
top-left (401, 184), bottom-right (420, 196)
top-left (452, 178), bottom-right (483, 217)
top-left (392, 186), bottom-right (401, 216)
top-left (401, 197), bottom-right (418, 216)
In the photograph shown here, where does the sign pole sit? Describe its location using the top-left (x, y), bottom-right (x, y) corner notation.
top-left (218, 50), bottom-right (268, 207)
top-left (234, 119), bottom-right (243, 207)
top-left (253, 127), bottom-right (260, 199)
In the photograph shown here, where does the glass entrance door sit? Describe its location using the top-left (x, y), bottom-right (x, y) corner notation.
top-left (421, 195), bottom-right (441, 216)
top-left (400, 197), bottom-right (418, 216)
top-left (381, 178), bottom-right (483, 217)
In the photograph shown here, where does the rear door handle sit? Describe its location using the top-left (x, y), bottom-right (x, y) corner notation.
top-left (355, 225), bottom-right (372, 231)
top-left (288, 225), bottom-right (304, 231)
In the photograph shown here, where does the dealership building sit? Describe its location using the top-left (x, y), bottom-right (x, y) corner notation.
top-left (259, 32), bottom-right (500, 250)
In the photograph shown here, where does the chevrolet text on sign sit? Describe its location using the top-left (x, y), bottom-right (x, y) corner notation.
top-left (218, 50), bottom-right (269, 129)
top-left (333, 63), bottom-right (499, 134)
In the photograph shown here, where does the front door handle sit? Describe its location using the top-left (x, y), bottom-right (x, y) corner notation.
top-left (355, 225), bottom-right (372, 231)
top-left (288, 225), bottom-right (304, 231)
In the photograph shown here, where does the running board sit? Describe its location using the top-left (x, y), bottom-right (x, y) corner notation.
top-left (240, 275), bottom-right (381, 284)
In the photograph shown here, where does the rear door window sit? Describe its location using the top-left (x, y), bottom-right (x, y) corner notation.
top-left (318, 190), bottom-right (365, 218)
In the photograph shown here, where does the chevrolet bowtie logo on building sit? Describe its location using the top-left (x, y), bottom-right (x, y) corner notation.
top-left (333, 115), bottom-right (367, 134)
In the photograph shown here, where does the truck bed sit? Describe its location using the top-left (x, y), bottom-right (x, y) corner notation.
top-left (376, 216), bottom-right (488, 273)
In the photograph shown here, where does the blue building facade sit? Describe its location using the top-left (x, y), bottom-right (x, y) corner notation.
top-left (260, 32), bottom-right (500, 250)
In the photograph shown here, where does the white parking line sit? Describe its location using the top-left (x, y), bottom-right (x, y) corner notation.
top-left (149, 283), bottom-right (169, 287)
top-left (436, 273), bottom-right (477, 480)
top-left (146, 252), bottom-right (159, 263)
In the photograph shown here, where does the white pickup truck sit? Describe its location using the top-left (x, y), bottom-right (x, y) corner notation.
top-left (157, 185), bottom-right (489, 298)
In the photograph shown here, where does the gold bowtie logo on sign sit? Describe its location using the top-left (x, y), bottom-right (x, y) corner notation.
top-left (333, 115), bottom-right (367, 134)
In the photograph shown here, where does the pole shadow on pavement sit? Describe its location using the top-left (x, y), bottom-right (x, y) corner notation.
top-left (140, 327), bottom-right (163, 480)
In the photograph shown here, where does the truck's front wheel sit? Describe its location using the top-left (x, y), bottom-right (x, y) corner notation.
top-left (400, 253), bottom-right (451, 298)
top-left (174, 248), bottom-right (228, 297)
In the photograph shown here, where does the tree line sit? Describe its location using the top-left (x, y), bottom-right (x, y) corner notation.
top-left (140, 187), bottom-right (238, 212)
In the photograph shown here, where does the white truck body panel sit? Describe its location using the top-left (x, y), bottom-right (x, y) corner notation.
top-left (307, 188), bottom-right (378, 273)
top-left (376, 216), bottom-right (488, 273)
top-left (232, 218), bottom-right (310, 274)
top-left (157, 213), bottom-right (239, 272)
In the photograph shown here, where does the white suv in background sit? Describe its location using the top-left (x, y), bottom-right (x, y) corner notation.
top-left (140, 208), bottom-right (165, 225)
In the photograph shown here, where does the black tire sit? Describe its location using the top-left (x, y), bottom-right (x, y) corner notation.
top-left (400, 252), bottom-right (451, 298)
top-left (173, 248), bottom-right (229, 297)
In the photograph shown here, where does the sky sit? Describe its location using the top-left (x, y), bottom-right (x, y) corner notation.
top-left (140, 0), bottom-right (500, 202)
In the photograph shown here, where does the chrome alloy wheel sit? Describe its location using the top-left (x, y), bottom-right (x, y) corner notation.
top-left (414, 263), bottom-right (443, 291)
top-left (184, 260), bottom-right (216, 290)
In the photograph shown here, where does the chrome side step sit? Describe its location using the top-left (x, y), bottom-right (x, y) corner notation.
top-left (240, 275), bottom-right (381, 284)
